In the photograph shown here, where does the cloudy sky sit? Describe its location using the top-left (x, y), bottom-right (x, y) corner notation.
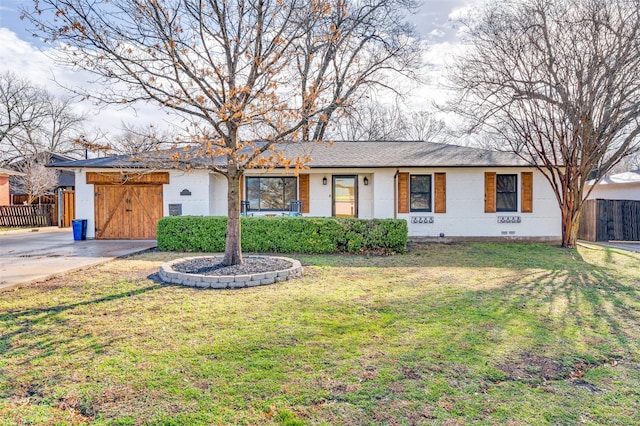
top-left (0, 0), bottom-right (479, 135)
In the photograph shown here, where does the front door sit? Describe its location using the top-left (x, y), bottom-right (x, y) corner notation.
top-left (333, 176), bottom-right (357, 217)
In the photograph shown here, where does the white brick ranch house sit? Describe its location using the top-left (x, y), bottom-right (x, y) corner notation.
top-left (52, 141), bottom-right (561, 241)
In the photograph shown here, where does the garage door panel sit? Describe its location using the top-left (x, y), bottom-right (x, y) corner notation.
top-left (129, 186), bottom-right (163, 239)
top-left (95, 185), bottom-right (163, 239)
top-left (95, 186), bottom-right (129, 239)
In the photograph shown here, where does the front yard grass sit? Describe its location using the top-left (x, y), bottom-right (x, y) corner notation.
top-left (0, 242), bottom-right (639, 425)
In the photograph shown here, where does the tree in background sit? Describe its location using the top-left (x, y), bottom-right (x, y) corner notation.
top-left (112, 123), bottom-right (179, 155)
top-left (0, 71), bottom-right (85, 164)
top-left (13, 156), bottom-right (59, 204)
top-left (0, 71), bottom-right (49, 163)
top-left (449, 0), bottom-right (640, 247)
top-left (25, 0), bottom-right (421, 265)
top-left (333, 102), bottom-right (406, 141)
top-left (332, 100), bottom-right (453, 143)
top-left (76, 123), bottom-right (181, 156)
top-left (403, 110), bottom-right (453, 143)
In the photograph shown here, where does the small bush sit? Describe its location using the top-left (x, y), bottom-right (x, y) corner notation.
top-left (157, 216), bottom-right (407, 254)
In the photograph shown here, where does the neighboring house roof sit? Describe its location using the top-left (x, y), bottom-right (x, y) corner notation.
top-left (0, 167), bottom-right (24, 177)
top-left (58, 169), bottom-right (75, 187)
top-left (46, 152), bottom-right (77, 163)
top-left (50, 141), bottom-right (532, 169)
top-left (586, 169), bottom-right (640, 186)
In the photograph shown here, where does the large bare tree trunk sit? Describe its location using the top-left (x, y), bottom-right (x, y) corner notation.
top-left (223, 170), bottom-right (243, 266)
top-left (560, 203), bottom-right (582, 248)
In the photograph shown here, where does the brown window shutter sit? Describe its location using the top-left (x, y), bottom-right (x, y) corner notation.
top-left (521, 172), bottom-right (533, 213)
top-left (299, 174), bottom-right (310, 213)
top-left (239, 176), bottom-right (243, 204)
top-left (434, 173), bottom-right (446, 213)
top-left (397, 172), bottom-right (409, 213)
top-left (484, 172), bottom-right (496, 213)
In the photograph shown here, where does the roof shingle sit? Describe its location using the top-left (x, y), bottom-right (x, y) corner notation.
top-left (50, 141), bottom-right (531, 169)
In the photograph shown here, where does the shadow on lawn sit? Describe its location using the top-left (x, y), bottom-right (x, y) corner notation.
top-left (299, 243), bottom-right (640, 365)
top-left (504, 267), bottom-right (637, 351)
top-left (0, 244), bottom-right (637, 423)
top-left (298, 242), bottom-right (590, 269)
top-left (0, 284), bottom-right (163, 362)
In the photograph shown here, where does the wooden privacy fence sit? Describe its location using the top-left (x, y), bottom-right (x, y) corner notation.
top-left (578, 199), bottom-right (640, 242)
top-left (0, 204), bottom-right (53, 227)
top-left (9, 191), bottom-right (75, 227)
top-left (60, 190), bottom-right (75, 228)
top-left (11, 194), bottom-right (57, 226)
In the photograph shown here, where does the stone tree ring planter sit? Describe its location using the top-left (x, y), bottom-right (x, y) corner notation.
top-left (158, 255), bottom-right (303, 289)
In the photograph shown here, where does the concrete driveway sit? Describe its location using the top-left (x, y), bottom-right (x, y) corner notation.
top-left (594, 241), bottom-right (640, 253)
top-left (578, 240), bottom-right (640, 253)
top-left (0, 227), bottom-right (156, 292)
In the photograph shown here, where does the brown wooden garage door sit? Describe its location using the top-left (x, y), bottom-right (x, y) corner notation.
top-left (88, 172), bottom-right (168, 240)
top-left (94, 184), bottom-right (164, 239)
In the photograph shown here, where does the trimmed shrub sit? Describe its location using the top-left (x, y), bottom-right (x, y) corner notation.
top-left (157, 216), bottom-right (407, 254)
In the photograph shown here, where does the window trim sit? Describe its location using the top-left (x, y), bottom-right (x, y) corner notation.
top-left (496, 174), bottom-right (518, 213)
top-left (410, 174), bottom-right (432, 212)
top-left (245, 176), bottom-right (298, 212)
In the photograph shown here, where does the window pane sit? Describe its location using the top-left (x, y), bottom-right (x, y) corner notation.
top-left (284, 179), bottom-right (297, 208)
top-left (411, 193), bottom-right (430, 210)
top-left (246, 178), bottom-right (261, 211)
top-left (497, 175), bottom-right (516, 192)
top-left (410, 175), bottom-right (430, 192)
top-left (260, 178), bottom-right (284, 210)
top-left (246, 177), bottom-right (297, 211)
top-left (496, 174), bottom-right (517, 212)
top-left (410, 175), bottom-right (431, 212)
top-left (497, 193), bottom-right (517, 211)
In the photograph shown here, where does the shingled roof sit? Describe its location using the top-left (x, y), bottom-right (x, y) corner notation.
top-left (50, 141), bottom-right (531, 169)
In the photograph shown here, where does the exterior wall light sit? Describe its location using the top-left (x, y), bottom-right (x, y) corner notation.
top-left (322, 176), bottom-right (327, 185)
top-left (363, 177), bottom-right (369, 185)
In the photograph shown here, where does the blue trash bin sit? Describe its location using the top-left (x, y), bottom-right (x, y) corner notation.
top-left (72, 219), bottom-right (88, 241)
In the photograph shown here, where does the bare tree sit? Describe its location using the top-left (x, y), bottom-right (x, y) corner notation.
top-left (111, 123), bottom-right (179, 155)
top-left (0, 72), bottom-right (49, 163)
top-left (607, 151), bottom-right (640, 175)
top-left (332, 101), bottom-right (453, 142)
top-left (333, 101), bottom-right (406, 140)
top-left (14, 157), bottom-right (58, 204)
top-left (0, 72), bottom-right (85, 164)
top-left (11, 96), bottom-right (86, 160)
top-left (43, 97), bottom-right (86, 157)
top-left (449, 0), bottom-right (640, 247)
top-left (25, 0), bottom-right (420, 265)
top-left (403, 110), bottom-right (453, 143)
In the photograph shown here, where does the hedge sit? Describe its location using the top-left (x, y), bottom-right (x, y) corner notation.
top-left (157, 216), bottom-right (407, 254)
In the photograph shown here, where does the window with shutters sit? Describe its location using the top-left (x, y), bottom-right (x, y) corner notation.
top-left (245, 177), bottom-right (297, 211)
top-left (496, 174), bottom-right (517, 212)
top-left (410, 175), bottom-right (432, 212)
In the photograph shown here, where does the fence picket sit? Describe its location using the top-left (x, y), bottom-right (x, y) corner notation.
top-left (579, 199), bottom-right (640, 242)
top-left (0, 205), bottom-right (53, 227)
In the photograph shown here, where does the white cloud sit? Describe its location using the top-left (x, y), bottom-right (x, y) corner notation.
top-left (0, 0), bottom-right (478, 140)
top-left (428, 29), bottom-right (446, 39)
top-left (0, 28), bottom-right (62, 88)
top-left (0, 28), bottom-right (178, 137)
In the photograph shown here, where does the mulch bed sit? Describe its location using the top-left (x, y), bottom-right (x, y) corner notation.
top-left (172, 256), bottom-right (293, 276)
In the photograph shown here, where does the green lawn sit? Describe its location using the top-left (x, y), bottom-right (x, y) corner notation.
top-left (0, 243), bottom-right (639, 425)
